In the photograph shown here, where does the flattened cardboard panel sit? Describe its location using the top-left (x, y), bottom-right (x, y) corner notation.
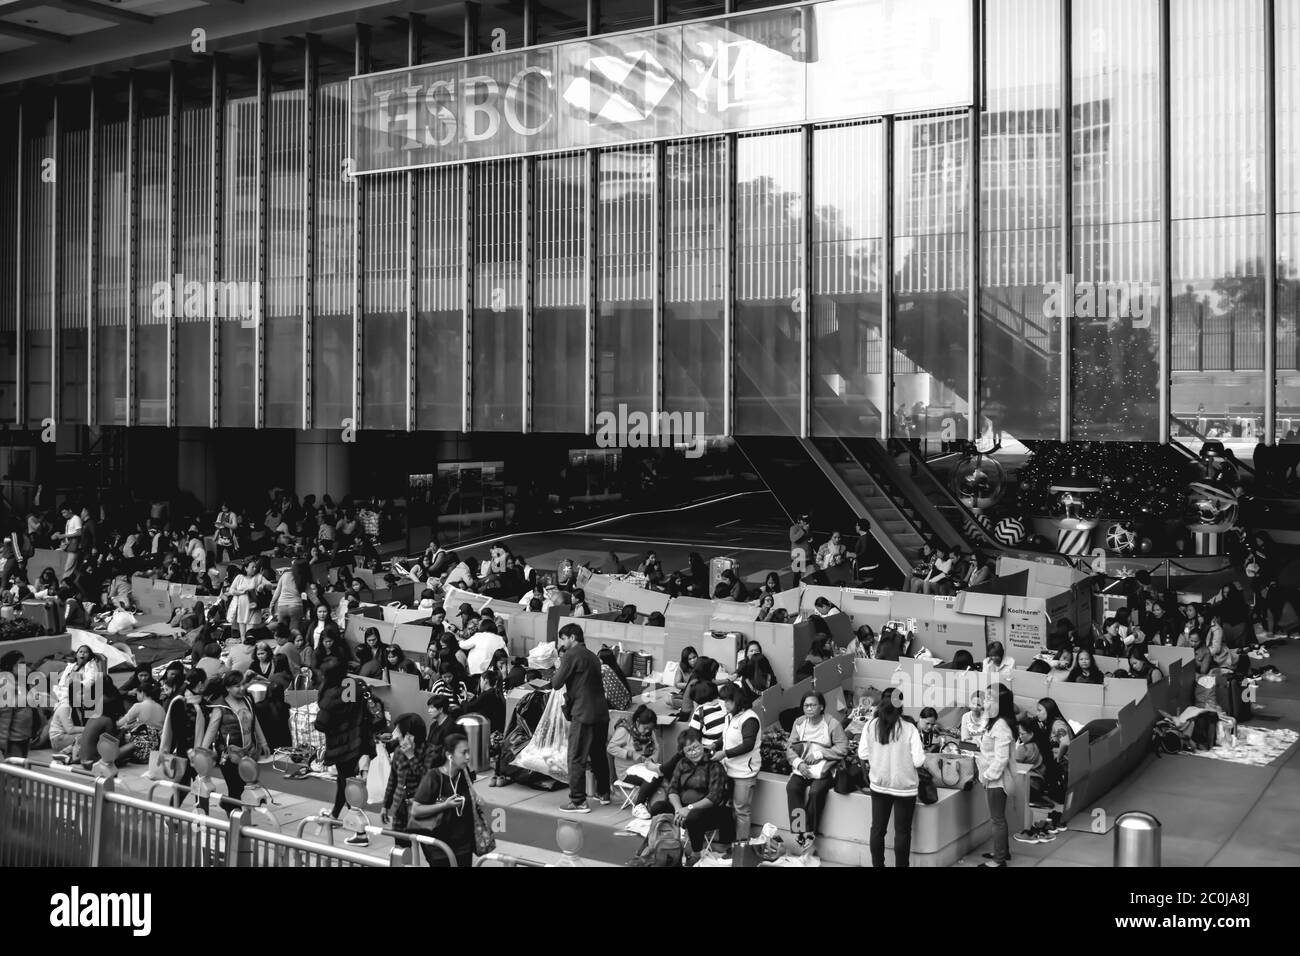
top-left (812, 658), bottom-right (843, 692)
top-left (345, 615), bottom-right (394, 649)
top-left (839, 588), bottom-right (893, 633)
top-left (393, 622), bottom-right (435, 655)
top-left (760, 686), bottom-right (783, 723)
top-left (1010, 670), bottom-right (1049, 704)
top-left (772, 588), bottom-right (803, 615)
top-left (1147, 644), bottom-right (1195, 669)
top-left (782, 678), bottom-right (815, 712)
top-left (955, 591), bottom-right (1004, 617)
top-left (1104, 676), bottom-right (1146, 710)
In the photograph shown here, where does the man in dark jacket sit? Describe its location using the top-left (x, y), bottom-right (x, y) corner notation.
top-left (551, 623), bottom-right (610, 813)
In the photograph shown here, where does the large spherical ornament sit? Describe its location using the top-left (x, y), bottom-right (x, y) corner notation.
top-left (1105, 522), bottom-right (1138, 554)
top-left (1184, 481), bottom-right (1238, 530)
top-left (993, 516), bottom-right (1027, 547)
top-left (1138, 537), bottom-right (1154, 554)
top-left (951, 455), bottom-right (1006, 510)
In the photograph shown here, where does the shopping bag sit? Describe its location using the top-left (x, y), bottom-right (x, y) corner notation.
top-left (366, 745), bottom-right (391, 805)
top-left (513, 688), bottom-right (571, 782)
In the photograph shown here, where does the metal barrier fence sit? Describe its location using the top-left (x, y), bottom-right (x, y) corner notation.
top-left (0, 760), bottom-right (463, 868)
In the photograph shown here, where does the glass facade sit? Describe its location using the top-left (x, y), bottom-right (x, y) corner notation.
top-left (0, 0), bottom-right (1293, 448)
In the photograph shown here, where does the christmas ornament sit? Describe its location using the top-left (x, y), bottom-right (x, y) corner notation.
top-left (992, 516), bottom-right (1026, 547)
top-left (1104, 522), bottom-right (1137, 554)
top-left (951, 455), bottom-right (1006, 510)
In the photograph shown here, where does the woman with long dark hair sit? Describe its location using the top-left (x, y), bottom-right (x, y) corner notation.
top-left (157, 669), bottom-right (207, 802)
top-left (978, 683), bottom-right (1018, 867)
top-left (314, 659), bottom-right (376, 846)
top-left (675, 646), bottom-right (698, 693)
top-left (860, 688), bottom-right (925, 867)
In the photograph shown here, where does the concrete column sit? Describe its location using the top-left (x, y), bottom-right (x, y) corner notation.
top-left (177, 427), bottom-right (219, 509)
top-left (294, 428), bottom-right (352, 502)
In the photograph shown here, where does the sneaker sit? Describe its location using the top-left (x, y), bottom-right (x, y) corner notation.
top-left (559, 801), bottom-right (590, 814)
top-left (1013, 828), bottom-right (1043, 844)
top-left (344, 832), bottom-right (369, 847)
top-left (981, 851), bottom-right (998, 860)
top-left (1034, 824), bottom-right (1057, 843)
top-left (631, 804), bottom-right (651, 820)
top-left (979, 860), bottom-right (1007, 868)
top-left (596, 794), bottom-right (612, 806)
top-left (1044, 816), bottom-right (1067, 835)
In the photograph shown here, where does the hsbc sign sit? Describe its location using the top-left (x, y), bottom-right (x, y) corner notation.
top-left (349, 0), bottom-right (972, 175)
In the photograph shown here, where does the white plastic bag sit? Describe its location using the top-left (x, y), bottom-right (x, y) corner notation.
top-left (366, 746), bottom-right (391, 805)
top-left (514, 688), bottom-right (571, 782)
top-left (527, 641), bottom-right (559, 670)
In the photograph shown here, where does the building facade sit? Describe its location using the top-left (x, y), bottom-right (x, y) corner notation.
top-left (0, 0), bottom-right (1297, 457)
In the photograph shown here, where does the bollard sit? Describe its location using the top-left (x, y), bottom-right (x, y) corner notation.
top-left (553, 818), bottom-right (584, 867)
top-left (1114, 811), bottom-right (1161, 867)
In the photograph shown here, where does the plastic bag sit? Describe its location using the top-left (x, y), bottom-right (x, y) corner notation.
top-left (527, 642), bottom-right (558, 670)
top-left (513, 688), bottom-right (571, 782)
top-left (366, 746), bottom-right (391, 805)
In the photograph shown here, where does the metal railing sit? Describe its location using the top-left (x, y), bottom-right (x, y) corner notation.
top-left (0, 759), bottom-right (455, 868)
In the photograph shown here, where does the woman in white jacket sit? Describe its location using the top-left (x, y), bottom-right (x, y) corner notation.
top-left (978, 683), bottom-right (1018, 867)
top-left (859, 690), bottom-right (926, 868)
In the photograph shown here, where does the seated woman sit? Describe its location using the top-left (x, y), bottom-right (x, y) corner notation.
top-left (959, 690), bottom-right (988, 742)
top-left (1125, 648), bottom-right (1164, 684)
top-left (646, 728), bottom-right (735, 866)
top-left (363, 643), bottom-right (420, 680)
top-left (428, 652), bottom-right (470, 709)
top-left (247, 640), bottom-right (292, 686)
top-left (768, 608), bottom-right (791, 624)
top-left (915, 706), bottom-right (942, 752)
top-left (608, 703), bottom-right (663, 815)
top-left (755, 594), bottom-right (776, 622)
top-left (311, 628), bottom-right (355, 676)
top-left (982, 641), bottom-right (1016, 683)
top-left (737, 653), bottom-right (779, 696)
top-left (1011, 716), bottom-right (1052, 840)
top-left (846, 625), bottom-right (876, 659)
top-left (679, 656), bottom-right (721, 711)
top-left (736, 639), bottom-right (763, 670)
top-left (355, 627), bottom-right (386, 670)
top-left (673, 647), bottom-right (698, 696)
top-left (1065, 648), bottom-right (1105, 684)
top-left (785, 691), bottom-right (848, 856)
top-left (32, 566), bottom-right (60, 600)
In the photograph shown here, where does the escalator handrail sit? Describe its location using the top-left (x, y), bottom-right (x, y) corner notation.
top-left (1168, 415), bottom-right (1258, 477)
top-left (878, 439), bottom-right (998, 549)
top-left (849, 439), bottom-right (967, 551)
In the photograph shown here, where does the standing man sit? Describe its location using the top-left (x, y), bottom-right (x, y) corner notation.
top-left (551, 622), bottom-right (611, 813)
top-left (52, 504), bottom-right (83, 578)
top-left (853, 519), bottom-right (884, 585)
top-left (789, 514), bottom-right (812, 587)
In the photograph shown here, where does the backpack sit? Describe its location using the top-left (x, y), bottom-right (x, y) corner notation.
top-left (629, 813), bottom-right (684, 867)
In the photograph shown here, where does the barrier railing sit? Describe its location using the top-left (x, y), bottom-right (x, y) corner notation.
top-left (0, 760), bottom-right (421, 868)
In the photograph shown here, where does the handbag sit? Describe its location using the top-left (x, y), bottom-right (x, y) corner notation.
top-left (923, 752), bottom-right (976, 791)
top-left (465, 773), bottom-right (496, 856)
top-left (917, 766), bottom-right (939, 805)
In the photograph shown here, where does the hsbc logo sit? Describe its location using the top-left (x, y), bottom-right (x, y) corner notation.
top-left (562, 50), bottom-right (675, 125)
top-left (373, 68), bottom-right (555, 149)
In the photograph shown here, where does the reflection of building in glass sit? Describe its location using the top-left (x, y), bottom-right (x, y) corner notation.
top-left (0, 0), bottom-right (1294, 472)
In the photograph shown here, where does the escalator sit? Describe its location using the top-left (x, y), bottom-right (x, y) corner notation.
top-left (893, 289), bottom-right (1056, 437)
top-left (734, 436), bottom-right (920, 586)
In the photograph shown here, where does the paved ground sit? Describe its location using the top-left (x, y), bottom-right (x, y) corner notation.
top-left (955, 636), bottom-right (1300, 868)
